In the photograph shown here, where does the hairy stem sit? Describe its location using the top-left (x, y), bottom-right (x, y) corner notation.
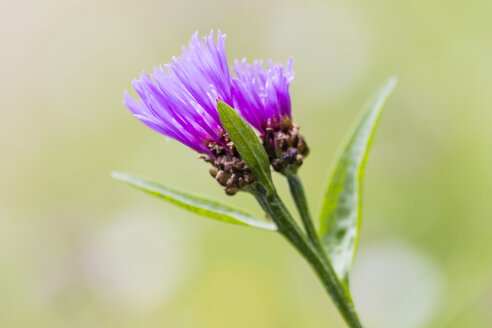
top-left (286, 173), bottom-right (324, 251)
top-left (252, 186), bottom-right (363, 328)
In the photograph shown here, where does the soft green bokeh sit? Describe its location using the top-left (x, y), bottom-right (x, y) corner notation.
top-left (1, 0), bottom-right (491, 327)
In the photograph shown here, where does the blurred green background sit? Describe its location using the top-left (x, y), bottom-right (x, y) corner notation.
top-left (1, 0), bottom-right (491, 327)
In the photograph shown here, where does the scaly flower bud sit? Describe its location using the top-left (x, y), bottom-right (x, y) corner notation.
top-left (202, 128), bottom-right (255, 195)
top-left (262, 116), bottom-right (309, 175)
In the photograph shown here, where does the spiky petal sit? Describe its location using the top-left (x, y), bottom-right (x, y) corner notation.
top-left (123, 30), bottom-right (232, 156)
top-left (231, 58), bottom-right (294, 133)
top-left (231, 58), bottom-right (307, 174)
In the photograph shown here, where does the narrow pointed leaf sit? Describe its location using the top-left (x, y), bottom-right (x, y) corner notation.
top-left (217, 101), bottom-right (275, 193)
top-left (319, 77), bottom-right (397, 284)
top-left (112, 171), bottom-right (277, 231)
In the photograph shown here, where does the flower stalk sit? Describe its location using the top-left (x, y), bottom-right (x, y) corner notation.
top-left (286, 173), bottom-right (322, 250)
top-left (217, 100), bottom-right (363, 327)
top-left (251, 184), bottom-right (363, 328)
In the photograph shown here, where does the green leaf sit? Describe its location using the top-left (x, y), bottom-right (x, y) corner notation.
top-left (217, 101), bottom-right (275, 193)
top-left (112, 171), bottom-right (277, 231)
top-left (319, 77), bottom-right (397, 285)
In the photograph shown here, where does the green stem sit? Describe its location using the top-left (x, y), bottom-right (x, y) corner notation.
top-left (252, 186), bottom-right (363, 328)
top-left (286, 173), bottom-right (324, 252)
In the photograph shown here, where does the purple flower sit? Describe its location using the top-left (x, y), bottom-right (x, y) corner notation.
top-left (123, 30), bottom-right (307, 186)
top-left (123, 30), bottom-right (232, 156)
top-left (231, 58), bottom-right (307, 174)
top-left (231, 58), bottom-right (294, 133)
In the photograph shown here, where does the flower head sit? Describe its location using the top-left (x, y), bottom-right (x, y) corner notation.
top-left (232, 58), bottom-right (309, 175)
top-left (124, 30), bottom-right (231, 156)
top-left (232, 58), bottom-right (294, 133)
top-left (123, 31), bottom-right (254, 195)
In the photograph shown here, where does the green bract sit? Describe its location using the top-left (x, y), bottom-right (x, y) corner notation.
top-left (217, 101), bottom-right (275, 194)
